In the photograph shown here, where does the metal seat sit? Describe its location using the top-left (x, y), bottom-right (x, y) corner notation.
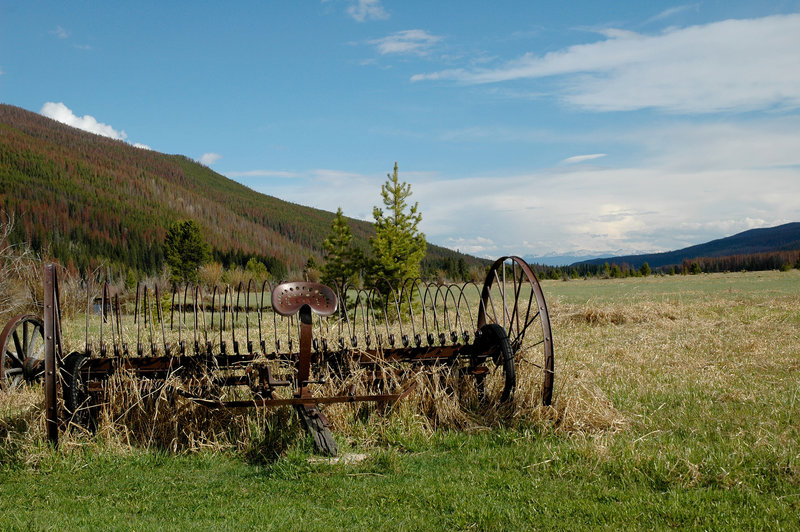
top-left (271, 282), bottom-right (338, 317)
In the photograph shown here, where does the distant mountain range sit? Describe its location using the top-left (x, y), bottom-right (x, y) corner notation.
top-left (570, 223), bottom-right (800, 269)
top-left (0, 104), bottom-right (483, 276)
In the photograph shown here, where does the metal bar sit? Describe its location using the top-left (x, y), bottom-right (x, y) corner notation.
top-left (43, 264), bottom-right (58, 445)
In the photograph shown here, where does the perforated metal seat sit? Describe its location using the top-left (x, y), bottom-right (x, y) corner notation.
top-left (271, 282), bottom-right (337, 317)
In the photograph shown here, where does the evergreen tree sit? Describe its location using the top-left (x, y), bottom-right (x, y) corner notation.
top-left (639, 262), bottom-right (652, 277)
top-left (164, 219), bottom-right (210, 285)
top-left (321, 207), bottom-right (363, 296)
top-left (369, 163), bottom-right (427, 287)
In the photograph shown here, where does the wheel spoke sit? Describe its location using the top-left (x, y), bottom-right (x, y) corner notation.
top-left (29, 325), bottom-right (45, 359)
top-left (12, 329), bottom-right (24, 362)
top-left (5, 347), bottom-right (24, 368)
top-left (23, 320), bottom-right (29, 354)
top-left (512, 311), bottom-right (540, 347)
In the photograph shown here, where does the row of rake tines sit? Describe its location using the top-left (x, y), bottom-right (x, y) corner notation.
top-left (74, 278), bottom-right (499, 359)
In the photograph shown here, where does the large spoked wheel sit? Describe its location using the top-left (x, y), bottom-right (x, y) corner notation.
top-left (0, 314), bottom-right (45, 390)
top-left (477, 257), bottom-right (554, 406)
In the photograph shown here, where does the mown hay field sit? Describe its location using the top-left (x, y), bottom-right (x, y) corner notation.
top-left (1, 270), bottom-right (798, 529)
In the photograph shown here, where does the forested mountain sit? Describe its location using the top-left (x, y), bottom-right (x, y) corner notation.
top-left (0, 104), bottom-right (485, 279)
top-left (573, 223), bottom-right (800, 270)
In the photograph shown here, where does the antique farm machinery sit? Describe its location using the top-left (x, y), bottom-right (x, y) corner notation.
top-left (0, 257), bottom-right (553, 455)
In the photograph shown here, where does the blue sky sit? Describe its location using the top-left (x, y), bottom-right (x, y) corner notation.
top-left (2, 1), bottom-right (800, 261)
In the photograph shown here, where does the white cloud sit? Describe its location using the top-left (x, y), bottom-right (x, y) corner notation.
top-left (40, 102), bottom-right (128, 140)
top-left (235, 117), bottom-right (800, 257)
top-left (199, 153), bottom-right (222, 166)
top-left (370, 30), bottom-right (441, 56)
top-left (561, 153), bottom-right (607, 164)
top-left (132, 143), bottom-right (151, 150)
top-left (348, 0), bottom-right (388, 22)
top-left (412, 14), bottom-right (800, 113)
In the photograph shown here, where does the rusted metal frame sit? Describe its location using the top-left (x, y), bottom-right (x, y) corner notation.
top-left (190, 383), bottom-right (417, 409)
top-left (43, 264), bottom-right (59, 445)
top-left (296, 305), bottom-right (314, 397)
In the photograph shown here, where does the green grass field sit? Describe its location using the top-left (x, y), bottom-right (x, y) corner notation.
top-left (2, 271), bottom-right (799, 529)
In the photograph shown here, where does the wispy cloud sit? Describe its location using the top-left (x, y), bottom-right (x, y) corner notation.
top-left (40, 102), bottom-right (128, 140)
top-left (347, 0), bottom-right (388, 22)
top-left (412, 14), bottom-right (800, 114)
top-left (370, 30), bottom-right (441, 56)
top-left (227, 170), bottom-right (301, 178)
top-left (51, 26), bottom-right (69, 39)
top-left (199, 153), bottom-right (222, 166)
top-left (644, 4), bottom-right (699, 25)
top-left (561, 153), bottom-right (607, 164)
top-left (132, 143), bottom-right (151, 150)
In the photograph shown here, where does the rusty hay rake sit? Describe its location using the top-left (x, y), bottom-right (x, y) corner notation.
top-left (0, 256), bottom-right (553, 456)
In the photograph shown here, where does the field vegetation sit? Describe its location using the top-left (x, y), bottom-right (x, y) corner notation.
top-left (2, 258), bottom-right (798, 528)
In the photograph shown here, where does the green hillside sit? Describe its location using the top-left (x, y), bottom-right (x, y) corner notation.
top-left (0, 104), bottom-right (484, 278)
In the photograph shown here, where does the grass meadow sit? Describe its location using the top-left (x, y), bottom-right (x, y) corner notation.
top-left (1, 270), bottom-right (798, 529)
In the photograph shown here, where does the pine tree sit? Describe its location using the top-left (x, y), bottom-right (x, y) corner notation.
top-left (321, 207), bottom-right (363, 297)
top-left (369, 163), bottom-right (426, 287)
top-left (164, 219), bottom-right (210, 286)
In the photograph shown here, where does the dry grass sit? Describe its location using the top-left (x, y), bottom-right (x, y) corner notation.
top-left (5, 270), bottom-right (797, 476)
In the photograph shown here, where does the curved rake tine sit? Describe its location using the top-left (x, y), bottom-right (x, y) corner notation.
top-left (100, 282), bottom-right (111, 356)
top-left (135, 282), bottom-right (143, 356)
top-left (221, 285), bottom-right (231, 355)
top-left (155, 284), bottom-right (169, 355)
top-left (259, 280), bottom-right (270, 353)
top-left (114, 293), bottom-right (126, 356)
top-left (144, 286), bottom-right (157, 356)
top-left (201, 285), bottom-right (211, 353)
top-left (456, 281), bottom-right (481, 342)
top-left (401, 278), bottom-right (426, 347)
top-left (365, 289), bottom-right (380, 348)
top-left (246, 279), bottom-right (256, 353)
top-left (367, 286), bottom-right (388, 348)
top-left (233, 282), bottom-right (244, 355)
top-left (339, 285), bottom-right (355, 347)
top-left (272, 289), bottom-right (281, 353)
top-left (441, 284), bottom-right (460, 344)
top-left (107, 283), bottom-right (118, 356)
top-left (84, 274), bottom-right (92, 357)
top-left (335, 285), bottom-right (347, 349)
top-left (261, 280), bottom-right (273, 353)
top-left (350, 288), bottom-right (368, 348)
top-left (190, 285), bottom-right (198, 353)
top-left (426, 281), bottom-right (445, 345)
